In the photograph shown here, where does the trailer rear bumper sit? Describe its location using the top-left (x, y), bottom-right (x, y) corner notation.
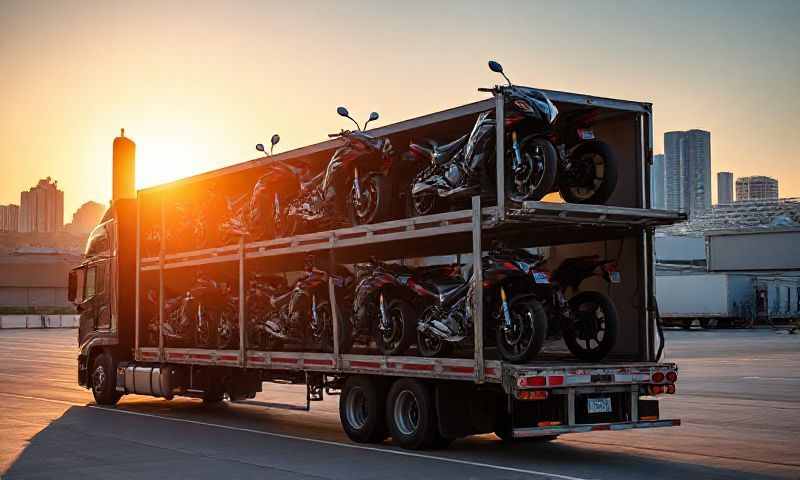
top-left (513, 418), bottom-right (681, 438)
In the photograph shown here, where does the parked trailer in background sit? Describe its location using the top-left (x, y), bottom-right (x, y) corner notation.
top-left (70, 83), bottom-right (684, 450)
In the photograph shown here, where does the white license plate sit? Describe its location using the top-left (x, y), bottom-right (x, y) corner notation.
top-left (587, 397), bottom-right (612, 414)
top-left (532, 272), bottom-right (549, 284)
top-left (608, 271), bottom-right (621, 283)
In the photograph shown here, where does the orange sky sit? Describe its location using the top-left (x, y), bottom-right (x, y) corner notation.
top-left (1, 0), bottom-right (799, 221)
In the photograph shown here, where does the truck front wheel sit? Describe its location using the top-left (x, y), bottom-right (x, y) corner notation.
top-left (339, 376), bottom-right (388, 444)
top-left (91, 352), bottom-right (121, 406)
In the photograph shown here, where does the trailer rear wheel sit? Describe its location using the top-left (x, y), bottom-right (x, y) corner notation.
top-left (386, 379), bottom-right (437, 450)
top-left (340, 376), bottom-right (388, 444)
top-left (91, 352), bottom-right (121, 406)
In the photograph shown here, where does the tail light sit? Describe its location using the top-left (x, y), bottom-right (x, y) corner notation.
top-left (518, 376), bottom-right (546, 387)
top-left (652, 371), bottom-right (665, 383)
top-left (647, 385), bottom-right (663, 395)
top-left (666, 371), bottom-right (678, 383)
top-left (547, 375), bottom-right (565, 386)
top-left (518, 390), bottom-right (549, 401)
top-left (537, 421), bottom-right (561, 427)
top-left (665, 384), bottom-right (676, 394)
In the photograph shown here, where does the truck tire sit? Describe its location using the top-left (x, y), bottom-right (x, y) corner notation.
top-left (386, 379), bottom-right (437, 450)
top-left (340, 376), bottom-right (388, 444)
top-left (91, 352), bottom-right (121, 406)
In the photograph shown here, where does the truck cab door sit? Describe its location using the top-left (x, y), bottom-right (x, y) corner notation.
top-left (77, 261), bottom-right (111, 345)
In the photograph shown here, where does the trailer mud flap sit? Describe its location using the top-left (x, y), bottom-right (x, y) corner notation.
top-left (435, 382), bottom-right (496, 438)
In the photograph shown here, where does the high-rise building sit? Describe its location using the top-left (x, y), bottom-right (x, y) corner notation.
top-left (65, 201), bottom-right (106, 235)
top-left (0, 204), bottom-right (19, 232)
top-left (19, 177), bottom-right (64, 233)
top-left (736, 176), bottom-right (779, 201)
top-left (664, 129), bottom-right (711, 217)
top-left (717, 172), bottom-right (733, 204)
top-left (650, 154), bottom-right (666, 209)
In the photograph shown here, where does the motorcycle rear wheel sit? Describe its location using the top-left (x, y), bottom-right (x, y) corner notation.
top-left (505, 136), bottom-right (558, 202)
top-left (559, 140), bottom-right (618, 205)
top-left (562, 291), bottom-right (618, 361)
top-left (495, 297), bottom-right (547, 364)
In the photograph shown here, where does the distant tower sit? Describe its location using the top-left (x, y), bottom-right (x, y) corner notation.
top-left (651, 154), bottom-right (666, 209)
top-left (735, 176), bottom-right (779, 201)
top-left (664, 130), bottom-right (711, 217)
top-left (717, 172), bottom-right (733, 204)
top-left (112, 128), bottom-right (136, 203)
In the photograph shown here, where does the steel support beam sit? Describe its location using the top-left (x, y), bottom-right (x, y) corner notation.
top-left (495, 92), bottom-right (505, 221)
top-left (471, 196), bottom-right (485, 383)
top-left (239, 236), bottom-right (246, 366)
top-left (158, 197), bottom-right (165, 362)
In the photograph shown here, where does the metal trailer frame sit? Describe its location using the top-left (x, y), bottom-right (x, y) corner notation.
top-left (133, 86), bottom-right (682, 386)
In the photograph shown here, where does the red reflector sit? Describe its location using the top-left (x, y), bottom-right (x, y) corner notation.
top-left (520, 376), bottom-right (546, 387)
top-left (666, 371), bottom-right (678, 383)
top-left (537, 421), bottom-right (561, 427)
top-left (591, 424), bottom-right (611, 431)
top-left (517, 390), bottom-right (549, 401)
top-left (548, 375), bottom-right (565, 386)
top-left (648, 385), bottom-right (663, 395)
top-left (652, 371), bottom-right (665, 383)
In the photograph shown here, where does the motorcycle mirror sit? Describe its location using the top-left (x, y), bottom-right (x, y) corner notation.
top-left (363, 111), bottom-right (379, 130)
top-left (488, 60), bottom-right (503, 73)
top-left (337, 106), bottom-right (361, 130)
top-left (270, 134), bottom-right (280, 154)
top-left (256, 143), bottom-right (265, 153)
top-left (488, 60), bottom-right (512, 86)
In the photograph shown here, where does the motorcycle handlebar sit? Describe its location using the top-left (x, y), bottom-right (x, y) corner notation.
top-left (477, 87), bottom-right (495, 93)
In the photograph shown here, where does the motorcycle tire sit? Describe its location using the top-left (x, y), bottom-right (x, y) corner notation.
top-left (559, 140), bottom-right (618, 205)
top-left (347, 174), bottom-right (392, 226)
top-left (505, 136), bottom-right (558, 202)
top-left (314, 300), bottom-right (335, 353)
top-left (377, 298), bottom-right (417, 356)
top-left (495, 297), bottom-right (547, 364)
top-left (416, 329), bottom-right (452, 358)
top-left (217, 304), bottom-right (239, 349)
top-left (562, 291), bottom-right (618, 361)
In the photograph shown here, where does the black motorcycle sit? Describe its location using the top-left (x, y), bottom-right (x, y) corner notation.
top-left (146, 272), bottom-right (238, 349)
top-left (405, 60), bottom-right (617, 217)
top-left (523, 253), bottom-right (620, 361)
top-left (255, 258), bottom-right (354, 352)
top-left (350, 253), bottom-right (548, 363)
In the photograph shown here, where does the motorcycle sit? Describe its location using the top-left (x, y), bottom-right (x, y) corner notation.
top-left (145, 272), bottom-right (239, 349)
top-left (522, 252), bottom-right (620, 361)
top-left (256, 257), bottom-right (354, 352)
top-left (405, 60), bottom-right (617, 217)
top-left (350, 252), bottom-right (548, 363)
top-left (220, 134), bottom-right (283, 242)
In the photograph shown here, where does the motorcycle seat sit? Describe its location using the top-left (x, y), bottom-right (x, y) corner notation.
top-left (422, 277), bottom-right (464, 296)
top-left (410, 134), bottom-right (468, 165)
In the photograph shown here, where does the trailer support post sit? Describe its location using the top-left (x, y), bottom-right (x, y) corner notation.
top-left (239, 236), bottom-right (246, 366)
top-left (134, 195), bottom-right (141, 360)
top-left (158, 196), bottom-right (165, 362)
top-left (471, 196), bottom-right (485, 383)
top-left (328, 235), bottom-right (341, 369)
top-left (495, 91), bottom-right (505, 221)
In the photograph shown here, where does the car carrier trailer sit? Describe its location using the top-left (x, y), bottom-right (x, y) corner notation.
top-left (71, 85), bottom-right (684, 449)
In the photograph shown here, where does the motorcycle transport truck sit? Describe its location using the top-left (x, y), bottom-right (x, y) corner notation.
top-left (70, 64), bottom-right (684, 450)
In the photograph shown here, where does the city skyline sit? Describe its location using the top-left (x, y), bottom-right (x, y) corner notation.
top-left (1, 1), bottom-right (799, 217)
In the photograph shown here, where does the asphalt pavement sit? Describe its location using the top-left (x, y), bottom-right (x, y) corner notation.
top-left (0, 328), bottom-right (798, 479)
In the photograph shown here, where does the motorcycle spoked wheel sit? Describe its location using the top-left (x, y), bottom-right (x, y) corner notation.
top-left (377, 298), bottom-right (417, 356)
top-left (505, 137), bottom-right (558, 202)
top-left (562, 291), bottom-right (618, 361)
top-left (217, 304), bottom-right (239, 349)
top-left (495, 298), bottom-right (547, 364)
top-left (310, 300), bottom-right (334, 353)
top-left (347, 174), bottom-right (391, 226)
top-left (558, 140), bottom-right (618, 205)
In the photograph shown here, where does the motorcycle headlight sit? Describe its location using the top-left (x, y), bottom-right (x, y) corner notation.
top-left (513, 99), bottom-right (534, 113)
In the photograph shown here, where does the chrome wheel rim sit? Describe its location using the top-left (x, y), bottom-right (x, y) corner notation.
top-left (393, 390), bottom-right (420, 436)
top-left (92, 365), bottom-right (106, 394)
top-left (345, 386), bottom-right (369, 430)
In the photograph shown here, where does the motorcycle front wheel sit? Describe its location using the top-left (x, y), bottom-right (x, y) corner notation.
top-left (347, 174), bottom-right (391, 226)
top-left (217, 304), bottom-right (239, 349)
top-left (495, 297), bottom-right (547, 364)
top-left (559, 140), bottom-right (618, 205)
top-left (505, 136), bottom-right (558, 202)
top-left (562, 291), bottom-right (618, 361)
top-left (377, 298), bottom-right (417, 356)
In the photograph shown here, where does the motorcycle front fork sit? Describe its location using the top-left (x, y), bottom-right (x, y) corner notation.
top-left (510, 131), bottom-right (523, 173)
top-left (500, 286), bottom-right (513, 332)
top-left (378, 293), bottom-right (391, 333)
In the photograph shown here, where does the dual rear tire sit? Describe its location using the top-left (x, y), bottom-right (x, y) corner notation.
top-left (339, 376), bottom-right (453, 450)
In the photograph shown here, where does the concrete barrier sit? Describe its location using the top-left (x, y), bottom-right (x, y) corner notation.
top-left (0, 314), bottom-right (79, 329)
